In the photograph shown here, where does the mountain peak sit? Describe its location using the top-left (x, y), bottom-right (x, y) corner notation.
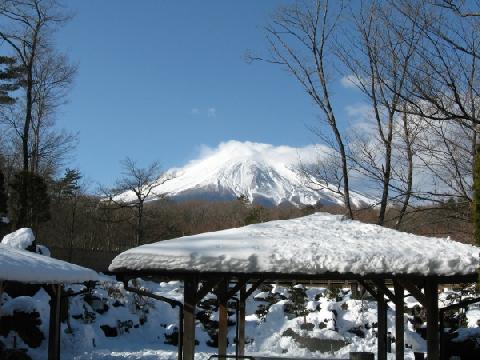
top-left (125, 140), bottom-right (372, 207)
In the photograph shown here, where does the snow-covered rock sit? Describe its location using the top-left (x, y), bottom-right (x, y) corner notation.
top-left (2, 228), bottom-right (51, 256)
top-left (110, 212), bottom-right (480, 276)
top-left (2, 275), bottom-right (478, 359)
top-left (1, 228), bottom-right (35, 250)
top-left (1, 296), bottom-right (38, 316)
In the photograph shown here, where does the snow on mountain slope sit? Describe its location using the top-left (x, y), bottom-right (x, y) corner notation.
top-left (123, 141), bottom-right (373, 207)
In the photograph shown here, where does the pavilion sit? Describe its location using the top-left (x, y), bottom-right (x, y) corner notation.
top-left (0, 244), bottom-right (98, 360)
top-left (109, 212), bottom-right (480, 360)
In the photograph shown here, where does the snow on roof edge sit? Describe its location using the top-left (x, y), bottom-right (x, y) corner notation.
top-left (109, 212), bottom-right (480, 277)
top-left (0, 244), bottom-right (99, 284)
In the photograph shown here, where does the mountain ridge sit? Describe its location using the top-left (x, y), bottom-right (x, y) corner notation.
top-left (122, 140), bottom-right (373, 207)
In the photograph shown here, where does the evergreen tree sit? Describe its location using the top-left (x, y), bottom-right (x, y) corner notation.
top-left (54, 168), bottom-right (82, 198)
top-left (9, 171), bottom-right (51, 249)
top-left (0, 55), bottom-right (23, 105)
top-left (54, 168), bottom-right (82, 260)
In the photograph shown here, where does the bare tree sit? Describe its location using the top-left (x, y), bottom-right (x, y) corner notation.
top-left (394, 108), bottom-right (418, 228)
top-left (0, 0), bottom-right (71, 172)
top-left (296, 146), bottom-right (349, 204)
top-left (30, 48), bottom-right (77, 176)
top-left (433, 0), bottom-right (480, 17)
top-left (337, 1), bottom-right (421, 225)
top-left (249, 0), bottom-right (354, 219)
top-left (106, 158), bottom-right (174, 247)
top-left (388, 0), bottom-right (480, 240)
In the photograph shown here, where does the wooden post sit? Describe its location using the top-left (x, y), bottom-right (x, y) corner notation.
top-left (393, 281), bottom-right (405, 360)
top-left (183, 277), bottom-right (198, 360)
top-left (48, 284), bottom-right (62, 360)
top-left (238, 283), bottom-right (246, 357)
top-left (218, 278), bottom-right (228, 358)
top-left (351, 281), bottom-right (359, 300)
top-left (425, 279), bottom-right (439, 360)
top-left (377, 285), bottom-right (388, 360)
top-left (439, 310), bottom-right (445, 360)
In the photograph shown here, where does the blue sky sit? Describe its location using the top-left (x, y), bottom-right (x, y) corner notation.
top-left (55, 0), bottom-right (362, 186)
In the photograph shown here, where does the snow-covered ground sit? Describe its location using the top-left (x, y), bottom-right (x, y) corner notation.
top-left (1, 276), bottom-right (478, 360)
top-left (1, 224), bottom-right (479, 359)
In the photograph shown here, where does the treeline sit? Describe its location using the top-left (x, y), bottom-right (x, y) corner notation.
top-left (37, 194), bottom-right (314, 253)
top-left (37, 192), bottom-right (474, 257)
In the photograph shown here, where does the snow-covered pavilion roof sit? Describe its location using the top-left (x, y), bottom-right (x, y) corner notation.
top-left (0, 244), bottom-right (99, 284)
top-left (109, 213), bottom-right (480, 277)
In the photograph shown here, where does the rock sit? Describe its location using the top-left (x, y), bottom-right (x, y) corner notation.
top-left (299, 322), bottom-right (315, 331)
top-left (280, 327), bottom-right (347, 352)
top-left (0, 311), bottom-right (44, 348)
top-left (100, 325), bottom-right (117, 337)
top-left (348, 326), bottom-right (366, 338)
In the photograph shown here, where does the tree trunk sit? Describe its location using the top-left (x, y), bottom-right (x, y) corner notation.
top-left (378, 115), bottom-right (394, 226)
top-left (473, 124), bottom-right (480, 245)
top-left (328, 106), bottom-right (354, 220)
top-left (23, 55), bottom-right (35, 172)
top-left (136, 202), bottom-right (144, 247)
top-left (396, 112), bottom-right (414, 229)
top-left (68, 198), bottom-right (77, 262)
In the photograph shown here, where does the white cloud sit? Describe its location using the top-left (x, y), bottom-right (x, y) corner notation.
top-left (345, 103), bottom-right (373, 120)
top-left (207, 107), bottom-right (216, 118)
top-left (193, 140), bottom-right (329, 167)
top-left (340, 75), bottom-right (362, 89)
top-left (191, 108), bottom-right (199, 115)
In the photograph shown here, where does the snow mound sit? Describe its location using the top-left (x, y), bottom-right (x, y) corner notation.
top-left (110, 212), bottom-right (480, 276)
top-left (1, 296), bottom-right (38, 316)
top-left (0, 244), bottom-right (99, 284)
top-left (1, 228), bottom-right (35, 250)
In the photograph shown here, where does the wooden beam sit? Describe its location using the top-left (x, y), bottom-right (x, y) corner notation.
top-left (393, 281), bottom-right (405, 360)
top-left (358, 280), bottom-right (379, 300)
top-left (374, 280), bottom-right (397, 303)
top-left (425, 279), bottom-right (439, 360)
top-left (217, 278), bottom-right (228, 357)
top-left (111, 269), bottom-right (478, 285)
top-left (48, 284), bottom-right (62, 360)
top-left (225, 278), bottom-right (247, 299)
top-left (183, 276), bottom-right (198, 360)
top-left (397, 279), bottom-right (426, 307)
top-left (244, 279), bottom-right (264, 298)
top-left (350, 281), bottom-right (360, 300)
top-left (377, 285), bottom-right (388, 360)
top-left (238, 284), bottom-right (247, 357)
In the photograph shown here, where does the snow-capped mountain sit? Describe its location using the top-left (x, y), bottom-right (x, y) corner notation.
top-left (124, 141), bottom-right (373, 207)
